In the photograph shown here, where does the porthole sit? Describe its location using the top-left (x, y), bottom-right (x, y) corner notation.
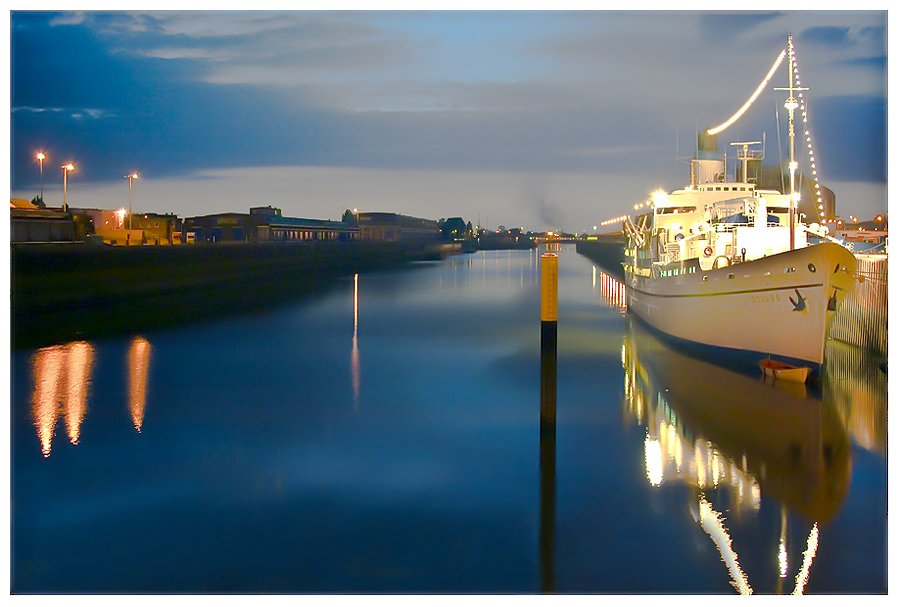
top-left (702, 275), bottom-right (709, 282)
top-left (785, 267), bottom-right (796, 274)
top-left (728, 273), bottom-right (735, 279)
top-left (808, 263), bottom-right (816, 273)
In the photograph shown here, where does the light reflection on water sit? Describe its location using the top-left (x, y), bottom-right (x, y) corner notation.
top-left (128, 336), bottom-right (152, 432)
top-left (12, 249), bottom-right (886, 593)
top-left (30, 336), bottom-right (149, 456)
top-left (30, 342), bottom-right (95, 456)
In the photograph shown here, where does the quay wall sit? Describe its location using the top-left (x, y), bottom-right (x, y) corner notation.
top-left (11, 240), bottom-right (441, 349)
top-left (575, 234), bottom-right (626, 282)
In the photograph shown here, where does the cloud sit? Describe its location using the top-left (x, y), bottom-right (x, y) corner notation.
top-left (12, 106), bottom-right (114, 120)
top-left (698, 12), bottom-right (784, 38)
top-left (102, 11), bottom-right (414, 91)
top-left (48, 11), bottom-right (87, 26)
top-left (800, 26), bottom-right (853, 47)
top-left (10, 9), bottom-right (887, 227)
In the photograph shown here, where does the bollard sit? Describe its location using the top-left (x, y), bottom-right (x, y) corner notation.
top-left (539, 252), bottom-right (558, 593)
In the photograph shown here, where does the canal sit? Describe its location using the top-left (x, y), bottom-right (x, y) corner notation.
top-left (10, 246), bottom-right (887, 594)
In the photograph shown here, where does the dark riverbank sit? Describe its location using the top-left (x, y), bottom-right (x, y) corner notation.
top-left (11, 240), bottom-right (442, 350)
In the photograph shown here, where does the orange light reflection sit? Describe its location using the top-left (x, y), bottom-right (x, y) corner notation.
top-left (64, 342), bottom-right (94, 444)
top-left (128, 337), bottom-right (152, 432)
top-left (32, 346), bottom-right (66, 457)
top-left (31, 341), bottom-right (95, 456)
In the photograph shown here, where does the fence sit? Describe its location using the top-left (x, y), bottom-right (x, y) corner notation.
top-left (830, 254), bottom-right (887, 357)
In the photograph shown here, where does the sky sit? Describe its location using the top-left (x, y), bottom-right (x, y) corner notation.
top-left (7, 7), bottom-right (889, 233)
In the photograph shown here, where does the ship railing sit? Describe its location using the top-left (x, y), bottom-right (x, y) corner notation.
top-left (711, 221), bottom-right (787, 233)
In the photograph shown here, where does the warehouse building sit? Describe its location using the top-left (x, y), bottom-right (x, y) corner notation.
top-left (357, 212), bottom-right (439, 242)
top-left (10, 199), bottom-right (75, 244)
top-left (184, 206), bottom-right (359, 243)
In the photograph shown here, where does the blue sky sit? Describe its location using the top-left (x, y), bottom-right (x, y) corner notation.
top-left (8, 9), bottom-right (888, 231)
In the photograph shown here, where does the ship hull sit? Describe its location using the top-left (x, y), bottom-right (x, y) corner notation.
top-left (625, 242), bottom-right (857, 367)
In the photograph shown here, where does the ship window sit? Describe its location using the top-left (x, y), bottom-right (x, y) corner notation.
top-left (702, 275), bottom-right (709, 282)
top-left (728, 273), bottom-right (735, 279)
top-left (785, 267), bottom-right (796, 273)
top-left (808, 263), bottom-right (816, 273)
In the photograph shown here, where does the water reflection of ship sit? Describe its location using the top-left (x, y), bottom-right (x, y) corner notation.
top-left (30, 336), bottom-right (151, 456)
top-left (622, 316), bottom-right (854, 594)
top-left (623, 316), bottom-right (851, 524)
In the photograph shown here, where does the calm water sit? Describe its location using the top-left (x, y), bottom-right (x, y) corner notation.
top-left (10, 246), bottom-right (887, 593)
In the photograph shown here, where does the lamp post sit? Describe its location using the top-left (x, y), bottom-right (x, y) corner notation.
top-left (61, 163), bottom-right (74, 212)
top-left (35, 151), bottom-right (46, 203)
top-left (125, 173), bottom-right (139, 229)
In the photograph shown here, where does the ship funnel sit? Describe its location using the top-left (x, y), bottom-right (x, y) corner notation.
top-left (698, 130), bottom-right (718, 154)
top-left (691, 129), bottom-right (724, 187)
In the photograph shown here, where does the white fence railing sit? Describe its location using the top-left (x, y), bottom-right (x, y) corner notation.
top-left (830, 254), bottom-right (887, 357)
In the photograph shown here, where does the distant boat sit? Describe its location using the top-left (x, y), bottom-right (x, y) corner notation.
top-left (759, 358), bottom-right (811, 383)
top-left (621, 35), bottom-right (856, 370)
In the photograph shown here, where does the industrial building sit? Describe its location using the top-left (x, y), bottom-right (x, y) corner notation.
top-left (127, 212), bottom-right (182, 245)
top-left (357, 212), bottom-right (439, 242)
top-left (10, 199), bottom-right (75, 243)
top-left (184, 206), bottom-right (359, 243)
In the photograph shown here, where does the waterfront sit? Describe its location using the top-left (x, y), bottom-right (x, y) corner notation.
top-left (10, 247), bottom-right (887, 593)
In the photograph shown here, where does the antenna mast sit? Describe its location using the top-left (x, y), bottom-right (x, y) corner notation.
top-left (775, 35), bottom-right (808, 250)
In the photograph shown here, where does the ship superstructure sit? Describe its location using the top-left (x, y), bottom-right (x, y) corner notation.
top-left (622, 37), bottom-right (856, 368)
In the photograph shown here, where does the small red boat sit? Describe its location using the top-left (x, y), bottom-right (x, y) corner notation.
top-left (760, 358), bottom-right (811, 383)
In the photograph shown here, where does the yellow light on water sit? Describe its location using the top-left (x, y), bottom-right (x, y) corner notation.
top-left (32, 346), bottom-right (66, 457)
top-left (128, 337), bottom-right (152, 432)
top-left (699, 495), bottom-right (753, 595)
top-left (644, 436), bottom-right (663, 486)
top-left (792, 523), bottom-right (819, 594)
top-left (63, 342), bottom-right (94, 445)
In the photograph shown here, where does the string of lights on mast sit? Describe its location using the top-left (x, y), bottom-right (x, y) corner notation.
top-left (788, 37), bottom-right (828, 225)
top-left (597, 38), bottom-right (828, 231)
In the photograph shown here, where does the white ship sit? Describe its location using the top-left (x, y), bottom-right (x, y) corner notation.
top-left (622, 37), bottom-right (857, 369)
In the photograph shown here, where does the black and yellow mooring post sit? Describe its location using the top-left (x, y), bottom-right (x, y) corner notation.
top-left (540, 252), bottom-right (558, 426)
top-left (539, 252), bottom-right (558, 594)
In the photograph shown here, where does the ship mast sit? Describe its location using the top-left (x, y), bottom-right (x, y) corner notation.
top-left (775, 36), bottom-right (807, 250)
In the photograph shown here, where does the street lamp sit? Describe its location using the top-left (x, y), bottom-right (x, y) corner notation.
top-left (125, 173), bottom-right (139, 229)
top-left (61, 163), bottom-right (75, 212)
top-left (35, 151), bottom-right (46, 203)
